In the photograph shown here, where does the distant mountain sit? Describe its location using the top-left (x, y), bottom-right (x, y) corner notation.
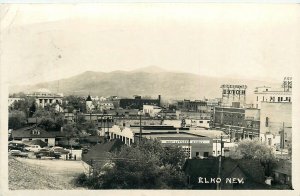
top-left (9, 67), bottom-right (280, 103)
top-left (130, 66), bottom-right (168, 73)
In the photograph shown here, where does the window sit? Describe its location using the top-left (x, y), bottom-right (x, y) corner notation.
top-left (203, 152), bottom-right (209, 157)
top-left (45, 139), bottom-right (48, 143)
top-left (196, 152), bottom-right (200, 157)
top-left (265, 117), bottom-right (269, 127)
top-left (268, 138), bottom-right (272, 145)
top-left (278, 97), bottom-right (281, 102)
top-left (182, 146), bottom-right (192, 159)
top-left (199, 121), bottom-right (203, 123)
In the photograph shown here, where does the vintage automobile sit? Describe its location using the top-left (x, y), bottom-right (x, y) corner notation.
top-left (9, 150), bottom-right (29, 158)
top-left (50, 146), bottom-right (70, 154)
top-left (8, 142), bottom-right (27, 152)
top-left (34, 148), bottom-right (61, 159)
top-left (25, 145), bottom-right (41, 152)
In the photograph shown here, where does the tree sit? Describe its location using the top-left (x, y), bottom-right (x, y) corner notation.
top-left (63, 122), bottom-right (78, 147)
top-left (9, 110), bottom-right (27, 129)
top-left (10, 96), bottom-right (35, 117)
top-left (87, 139), bottom-right (188, 189)
top-left (63, 95), bottom-right (86, 113)
top-left (28, 101), bottom-right (36, 117)
top-left (39, 117), bottom-right (57, 131)
top-left (229, 138), bottom-right (276, 176)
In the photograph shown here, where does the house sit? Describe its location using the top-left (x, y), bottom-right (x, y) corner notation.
top-left (11, 126), bottom-right (65, 146)
top-left (82, 140), bottom-right (123, 171)
top-left (183, 158), bottom-right (270, 189)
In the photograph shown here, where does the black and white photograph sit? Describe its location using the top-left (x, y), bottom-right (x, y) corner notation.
top-left (0, 3), bottom-right (299, 194)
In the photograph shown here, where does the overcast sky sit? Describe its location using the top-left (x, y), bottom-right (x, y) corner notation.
top-left (1, 4), bottom-right (299, 85)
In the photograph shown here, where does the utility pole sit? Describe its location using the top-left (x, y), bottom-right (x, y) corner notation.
top-left (217, 135), bottom-right (223, 190)
top-left (282, 122), bottom-right (285, 149)
top-left (217, 154), bottom-right (222, 190)
top-left (139, 111), bottom-right (142, 142)
top-left (281, 122), bottom-right (285, 157)
top-left (215, 137), bottom-right (218, 157)
top-left (221, 135), bottom-right (223, 157)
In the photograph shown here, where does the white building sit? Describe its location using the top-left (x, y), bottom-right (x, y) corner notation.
top-left (8, 97), bottom-right (24, 107)
top-left (254, 77), bottom-right (292, 109)
top-left (99, 101), bottom-right (114, 111)
top-left (109, 125), bottom-right (135, 145)
top-left (185, 119), bottom-right (210, 128)
top-left (27, 89), bottom-right (63, 109)
top-left (86, 95), bottom-right (94, 112)
top-left (143, 105), bottom-right (162, 117)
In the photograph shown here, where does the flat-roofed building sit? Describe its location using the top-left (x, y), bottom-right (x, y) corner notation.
top-left (212, 106), bottom-right (260, 141)
top-left (110, 125), bottom-right (214, 159)
top-left (254, 77), bottom-right (292, 109)
top-left (27, 89), bottom-right (63, 109)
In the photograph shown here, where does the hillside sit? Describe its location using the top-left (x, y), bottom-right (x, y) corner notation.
top-left (9, 157), bottom-right (78, 190)
top-left (9, 67), bottom-right (280, 103)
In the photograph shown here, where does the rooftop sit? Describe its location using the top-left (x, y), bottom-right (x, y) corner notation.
top-left (142, 133), bottom-right (204, 140)
top-left (183, 129), bottom-right (227, 138)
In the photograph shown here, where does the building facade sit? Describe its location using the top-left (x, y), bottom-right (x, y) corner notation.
top-left (119, 95), bottom-right (161, 110)
top-left (212, 106), bottom-right (260, 140)
top-left (143, 105), bottom-right (162, 117)
top-left (220, 84), bottom-right (247, 107)
top-left (27, 89), bottom-right (63, 109)
top-left (259, 102), bottom-right (292, 153)
top-left (254, 77), bottom-right (292, 109)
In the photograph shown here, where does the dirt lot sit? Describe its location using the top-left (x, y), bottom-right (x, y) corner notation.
top-left (9, 156), bottom-right (88, 190)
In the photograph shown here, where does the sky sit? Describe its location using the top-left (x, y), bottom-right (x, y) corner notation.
top-left (1, 4), bottom-right (299, 85)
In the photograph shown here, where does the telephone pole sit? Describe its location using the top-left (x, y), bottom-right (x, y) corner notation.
top-left (139, 111), bottom-right (142, 142)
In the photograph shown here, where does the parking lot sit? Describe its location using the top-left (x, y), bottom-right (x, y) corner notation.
top-left (17, 157), bottom-right (89, 181)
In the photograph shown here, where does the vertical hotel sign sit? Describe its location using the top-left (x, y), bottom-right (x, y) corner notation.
top-left (220, 84), bottom-right (247, 106)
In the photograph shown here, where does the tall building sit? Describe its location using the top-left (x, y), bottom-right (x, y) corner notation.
top-left (254, 77), bottom-right (292, 109)
top-left (220, 84), bottom-right (247, 107)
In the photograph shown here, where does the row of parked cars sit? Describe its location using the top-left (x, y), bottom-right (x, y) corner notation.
top-left (8, 142), bottom-right (70, 159)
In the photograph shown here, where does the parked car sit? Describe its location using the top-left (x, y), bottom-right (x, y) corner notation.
top-left (35, 148), bottom-right (61, 159)
top-left (50, 146), bottom-right (70, 154)
top-left (9, 150), bottom-right (28, 158)
top-left (25, 145), bottom-right (41, 152)
top-left (8, 142), bottom-right (27, 152)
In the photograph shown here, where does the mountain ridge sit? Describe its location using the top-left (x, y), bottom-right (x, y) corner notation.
top-left (9, 68), bottom-right (280, 102)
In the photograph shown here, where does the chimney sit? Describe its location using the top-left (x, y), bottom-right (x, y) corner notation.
top-left (158, 95), bottom-right (161, 107)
